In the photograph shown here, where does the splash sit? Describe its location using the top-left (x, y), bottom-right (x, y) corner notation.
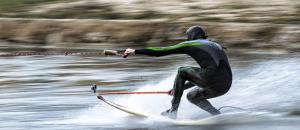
top-left (63, 58), bottom-right (300, 126)
top-left (213, 58), bottom-right (300, 111)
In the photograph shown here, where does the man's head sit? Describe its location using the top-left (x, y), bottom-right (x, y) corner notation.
top-left (186, 26), bottom-right (207, 40)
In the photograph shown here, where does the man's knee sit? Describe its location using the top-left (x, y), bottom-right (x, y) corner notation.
top-left (187, 90), bottom-right (204, 103)
top-left (177, 67), bottom-right (191, 77)
top-left (186, 92), bottom-right (196, 103)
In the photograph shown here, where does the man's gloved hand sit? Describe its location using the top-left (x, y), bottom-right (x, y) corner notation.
top-left (168, 89), bottom-right (175, 96)
top-left (123, 48), bottom-right (135, 58)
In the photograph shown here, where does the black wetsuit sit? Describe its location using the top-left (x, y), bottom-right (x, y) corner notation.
top-left (135, 39), bottom-right (232, 116)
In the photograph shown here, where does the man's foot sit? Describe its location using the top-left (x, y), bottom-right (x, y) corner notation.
top-left (209, 108), bottom-right (221, 115)
top-left (161, 109), bottom-right (177, 119)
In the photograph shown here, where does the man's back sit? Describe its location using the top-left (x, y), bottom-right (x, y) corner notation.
top-left (135, 39), bottom-right (232, 82)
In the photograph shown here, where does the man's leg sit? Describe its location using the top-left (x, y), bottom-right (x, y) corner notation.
top-left (161, 67), bottom-right (187, 119)
top-left (187, 87), bottom-right (221, 115)
top-left (171, 67), bottom-right (208, 109)
top-left (180, 67), bottom-right (221, 115)
top-left (162, 67), bottom-right (203, 119)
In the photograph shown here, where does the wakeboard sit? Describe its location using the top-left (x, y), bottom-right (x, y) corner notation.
top-left (97, 95), bottom-right (149, 118)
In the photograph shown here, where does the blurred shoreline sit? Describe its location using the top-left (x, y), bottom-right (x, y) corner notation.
top-left (0, 0), bottom-right (299, 52)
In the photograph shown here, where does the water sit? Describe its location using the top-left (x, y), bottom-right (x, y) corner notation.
top-left (0, 43), bottom-right (300, 130)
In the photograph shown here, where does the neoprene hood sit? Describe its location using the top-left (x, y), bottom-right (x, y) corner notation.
top-left (186, 26), bottom-right (207, 40)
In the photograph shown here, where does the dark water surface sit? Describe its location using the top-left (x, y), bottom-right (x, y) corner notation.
top-left (0, 42), bottom-right (300, 130)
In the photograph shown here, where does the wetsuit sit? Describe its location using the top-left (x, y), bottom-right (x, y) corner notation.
top-left (135, 39), bottom-right (232, 116)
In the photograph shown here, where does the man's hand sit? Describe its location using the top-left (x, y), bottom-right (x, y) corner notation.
top-left (123, 48), bottom-right (135, 58)
top-left (168, 89), bottom-right (175, 96)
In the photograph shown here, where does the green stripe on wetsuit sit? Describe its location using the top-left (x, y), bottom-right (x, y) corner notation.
top-left (146, 41), bottom-right (204, 52)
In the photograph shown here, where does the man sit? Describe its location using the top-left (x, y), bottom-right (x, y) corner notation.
top-left (123, 26), bottom-right (232, 119)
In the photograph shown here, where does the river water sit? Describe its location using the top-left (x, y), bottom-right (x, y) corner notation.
top-left (0, 43), bottom-right (300, 130)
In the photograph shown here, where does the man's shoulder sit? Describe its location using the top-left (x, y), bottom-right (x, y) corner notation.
top-left (180, 39), bottom-right (216, 46)
top-left (182, 39), bottom-right (225, 50)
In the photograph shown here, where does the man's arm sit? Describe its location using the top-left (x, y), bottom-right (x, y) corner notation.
top-left (123, 41), bottom-right (201, 57)
top-left (134, 45), bottom-right (183, 57)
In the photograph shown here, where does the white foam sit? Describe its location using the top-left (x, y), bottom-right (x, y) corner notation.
top-left (60, 58), bottom-right (300, 125)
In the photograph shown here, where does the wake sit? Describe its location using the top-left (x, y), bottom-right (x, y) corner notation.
top-left (59, 58), bottom-right (300, 126)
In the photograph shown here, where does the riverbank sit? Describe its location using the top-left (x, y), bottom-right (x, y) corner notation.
top-left (0, 0), bottom-right (299, 52)
top-left (0, 18), bottom-right (300, 52)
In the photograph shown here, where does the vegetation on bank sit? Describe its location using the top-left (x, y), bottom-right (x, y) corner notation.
top-left (0, 0), bottom-right (299, 52)
top-left (0, 0), bottom-right (63, 12)
top-left (0, 0), bottom-right (164, 19)
top-left (0, 0), bottom-right (299, 24)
